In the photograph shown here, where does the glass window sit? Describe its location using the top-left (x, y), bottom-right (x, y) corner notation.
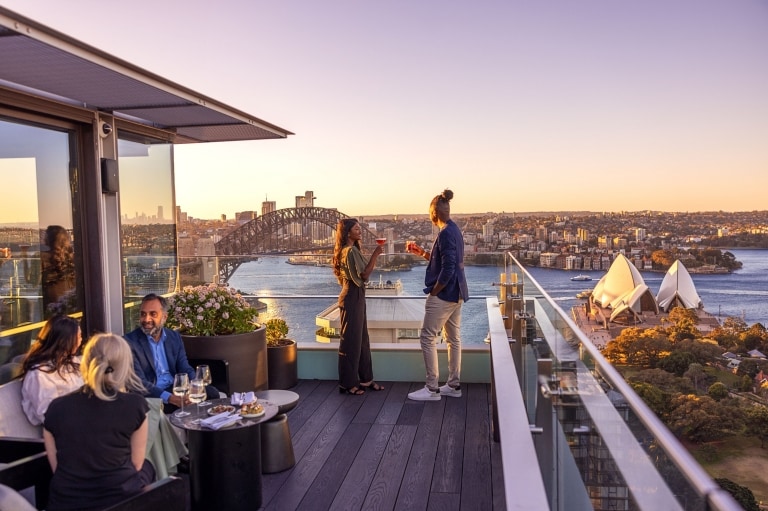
top-left (117, 138), bottom-right (177, 332)
top-left (0, 117), bottom-right (81, 366)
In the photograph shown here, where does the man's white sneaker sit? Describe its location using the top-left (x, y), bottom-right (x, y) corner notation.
top-left (408, 386), bottom-right (441, 401)
top-left (439, 384), bottom-right (462, 398)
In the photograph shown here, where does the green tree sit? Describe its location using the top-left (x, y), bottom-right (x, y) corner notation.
top-left (630, 382), bottom-right (672, 419)
top-left (668, 394), bottom-right (740, 443)
top-left (665, 306), bottom-right (701, 343)
top-left (651, 249), bottom-right (675, 269)
top-left (707, 381), bottom-right (729, 401)
top-left (715, 478), bottom-right (759, 511)
top-left (657, 351), bottom-right (696, 377)
top-left (629, 368), bottom-right (694, 394)
top-left (739, 374), bottom-right (754, 392)
top-left (683, 363), bottom-right (714, 392)
top-left (738, 358), bottom-right (768, 379)
top-left (744, 406), bottom-right (768, 448)
top-left (672, 338), bottom-right (723, 366)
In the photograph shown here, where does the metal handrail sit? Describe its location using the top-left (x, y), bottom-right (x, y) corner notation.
top-left (506, 252), bottom-right (741, 510)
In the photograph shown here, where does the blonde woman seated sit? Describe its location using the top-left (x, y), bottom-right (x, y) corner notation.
top-left (20, 315), bottom-right (83, 427)
top-left (43, 334), bottom-right (155, 511)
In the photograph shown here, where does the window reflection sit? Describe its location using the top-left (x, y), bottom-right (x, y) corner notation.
top-left (117, 139), bottom-right (177, 332)
top-left (0, 118), bottom-right (80, 366)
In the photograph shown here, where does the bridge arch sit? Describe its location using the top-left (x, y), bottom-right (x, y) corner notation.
top-left (214, 207), bottom-right (378, 282)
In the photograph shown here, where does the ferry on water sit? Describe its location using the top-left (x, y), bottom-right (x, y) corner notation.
top-left (570, 274), bottom-right (593, 281)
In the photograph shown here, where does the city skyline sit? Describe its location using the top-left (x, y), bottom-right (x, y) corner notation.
top-left (4, 1), bottom-right (767, 219)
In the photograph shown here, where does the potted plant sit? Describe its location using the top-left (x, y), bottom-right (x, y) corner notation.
top-left (265, 318), bottom-right (297, 389)
top-left (166, 283), bottom-right (268, 392)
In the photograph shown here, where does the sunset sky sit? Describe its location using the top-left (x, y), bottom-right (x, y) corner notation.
top-left (3, 0), bottom-right (767, 218)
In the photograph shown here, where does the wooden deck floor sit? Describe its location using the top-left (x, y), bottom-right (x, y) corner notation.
top-left (261, 380), bottom-right (505, 511)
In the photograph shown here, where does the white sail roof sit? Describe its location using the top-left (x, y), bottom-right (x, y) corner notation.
top-left (656, 260), bottom-right (702, 311)
top-left (609, 283), bottom-right (659, 322)
top-left (591, 254), bottom-right (647, 308)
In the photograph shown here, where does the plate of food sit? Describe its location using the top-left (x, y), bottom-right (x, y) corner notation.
top-left (207, 404), bottom-right (236, 416)
top-left (240, 402), bottom-right (265, 418)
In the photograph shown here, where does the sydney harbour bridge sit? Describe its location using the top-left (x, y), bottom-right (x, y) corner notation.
top-left (212, 207), bottom-right (378, 282)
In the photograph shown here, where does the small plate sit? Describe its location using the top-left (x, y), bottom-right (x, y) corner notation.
top-left (240, 403), bottom-right (265, 418)
top-left (207, 405), bottom-right (235, 416)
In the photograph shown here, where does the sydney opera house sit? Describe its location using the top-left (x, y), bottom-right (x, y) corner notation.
top-left (579, 254), bottom-right (717, 345)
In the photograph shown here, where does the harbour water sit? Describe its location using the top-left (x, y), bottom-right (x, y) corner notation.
top-left (229, 249), bottom-right (768, 345)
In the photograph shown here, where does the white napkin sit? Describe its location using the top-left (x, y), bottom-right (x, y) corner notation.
top-left (199, 411), bottom-right (240, 430)
top-left (231, 392), bottom-right (256, 406)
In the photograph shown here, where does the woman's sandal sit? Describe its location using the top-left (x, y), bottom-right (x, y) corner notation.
top-left (360, 381), bottom-right (385, 391)
top-left (339, 386), bottom-right (365, 395)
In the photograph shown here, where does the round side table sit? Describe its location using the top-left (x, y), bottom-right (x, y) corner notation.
top-left (255, 390), bottom-right (299, 473)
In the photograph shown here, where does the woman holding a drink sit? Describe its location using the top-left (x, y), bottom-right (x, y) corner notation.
top-left (331, 218), bottom-right (385, 395)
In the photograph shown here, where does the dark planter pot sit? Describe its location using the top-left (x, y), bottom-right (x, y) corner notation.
top-left (182, 326), bottom-right (268, 392)
top-left (267, 339), bottom-right (297, 389)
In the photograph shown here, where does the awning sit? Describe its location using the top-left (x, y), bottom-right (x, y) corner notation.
top-left (0, 7), bottom-right (292, 143)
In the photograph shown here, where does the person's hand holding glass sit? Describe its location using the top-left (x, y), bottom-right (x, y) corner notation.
top-left (172, 373), bottom-right (190, 417)
top-left (195, 365), bottom-right (212, 406)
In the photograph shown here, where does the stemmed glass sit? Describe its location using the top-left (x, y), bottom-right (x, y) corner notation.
top-left (195, 365), bottom-right (212, 406)
top-left (189, 378), bottom-right (206, 418)
top-left (172, 373), bottom-right (190, 417)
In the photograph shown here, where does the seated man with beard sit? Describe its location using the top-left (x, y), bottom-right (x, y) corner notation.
top-left (125, 293), bottom-right (219, 412)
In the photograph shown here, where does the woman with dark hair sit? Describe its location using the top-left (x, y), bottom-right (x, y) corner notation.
top-left (43, 333), bottom-right (154, 511)
top-left (331, 218), bottom-right (384, 395)
top-left (21, 314), bottom-right (83, 425)
top-left (41, 225), bottom-right (76, 315)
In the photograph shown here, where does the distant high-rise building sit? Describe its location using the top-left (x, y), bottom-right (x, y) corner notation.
top-left (157, 206), bottom-right (164, 221)
top-left (262, 200), bottom-right (277, 216)
top-left (295, 191), bottom-right (315, 208)
top-left (535, 226), bottom-right (547, 241)
top-left (236, 211), bottom-right (257, 223)
top-left (635, 228), bottom-right (646, 242)
top-left (483, 220), bottom-right (494, 241)
top-left (220, 214), bottom-right (226, 222)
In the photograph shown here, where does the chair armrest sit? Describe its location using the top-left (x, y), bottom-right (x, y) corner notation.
top-left (103, 476), bottom-right (187, 511)
top-left (0, 451), bottom-right (51, 509)
top-left (188, 358), bottom-right (230, 395)
top-left (0, 438), bottom-right (45, 463)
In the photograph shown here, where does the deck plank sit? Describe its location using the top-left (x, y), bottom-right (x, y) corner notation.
top-left (431, 385), bottom-right (466, 493)
top-left (362, 424), bottom-right (418, 510)
top-left (329, 423), bottom-right (394, 510)
top-left (295, 422), bottom-right (370, 511)
top-left (259, 381), bottom-right (504, 511)
top-left (461, 383), bottom-right (493, 510)
top-left (265, 395), bottom-right (364, 510)
top-left (395, 396), bottom-right (445, 510)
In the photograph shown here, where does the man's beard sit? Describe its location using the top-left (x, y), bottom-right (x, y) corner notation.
top-left (141, 321), bottom-right (164, 338)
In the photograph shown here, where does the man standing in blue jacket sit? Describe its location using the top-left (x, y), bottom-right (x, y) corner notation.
top-left (406, 189), bottom-right (469, 401)
top-left (125, 293), bottom-right (218, 411)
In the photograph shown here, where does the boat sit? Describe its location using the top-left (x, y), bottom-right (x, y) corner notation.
top-left (576, 289), bottom-right (593, 299)
top-left (570, 274), bottom-right (592, 281)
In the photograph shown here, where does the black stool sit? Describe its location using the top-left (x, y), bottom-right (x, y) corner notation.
top-left (255, 390), bottom-right (299, 473)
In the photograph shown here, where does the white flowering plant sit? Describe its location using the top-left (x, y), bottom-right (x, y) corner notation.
top-left (166, 284), bottom-right (259, 336)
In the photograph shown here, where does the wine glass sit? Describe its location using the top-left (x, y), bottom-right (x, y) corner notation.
top-left (375, 237), bottom-right (387, 245)
top-left (189, 378), bottom-right (206, 417)
top-left (196, 365), bottom-right (212, 406)
top-left (172, 373), bottom-right (190, 417)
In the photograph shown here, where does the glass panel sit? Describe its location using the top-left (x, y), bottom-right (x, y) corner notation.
top-left (117, 139), bottom-right (177, 332)
top-left (503, 253), bottom-right (724, 510)
top-left (0, 117), bottom-right (81, 365)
